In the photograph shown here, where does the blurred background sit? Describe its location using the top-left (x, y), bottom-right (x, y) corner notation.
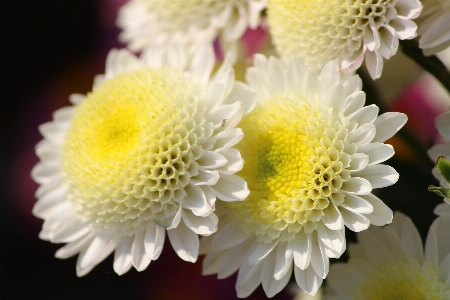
top-left (0, 1), bottom-right (448, 299)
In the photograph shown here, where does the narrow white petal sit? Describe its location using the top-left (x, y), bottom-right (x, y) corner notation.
top-left (131, 231), bottom-right (151, 271)
top-left (348, 153), bottom-right (369, 172)
top-left (340, 207), bottom-right (370, 232)
top-left (436, 112), bottom-right (450, 141)
top-left (294, 264), bottom-right (323, 296)
top-left (341, 177), bottom-right (372, 195)
top-left (51, 212), bottom-right (90, 243)
top-left (31, 160), bottom-right (61, 185)
top-left (211, 174), bottom-right (249, 201)
top-left (113, 236), bottom-right (133, 275)
top-left (217, 244), bottom-right (247, 279)
top-left (322, 203), bottom-right (344, 230)
top-left (353, 164), bottom-right (399, 188)
top-left (191, 169), bottom-right (220, 186)
top-left (324, 83), bottom-right (345, 114)
top-left (55, 232), bottom-right (95, 259)
top-left (205, 103), bottom-right (242, 131)
top-left (38, 122), bottom-right (66, 145)
top-left (293, 232), bottom-right (312, 270)
top-left (236, 263), bottom-right (263, 298)
top-left (310, 233), bottom-right (329, 279)
top-left (316, 222), bottom-right (345, 255)
top-left (197, 151), bottom-right (227, 169)
top-left (347, 104), bottom-right (379, 126)
top-left (80, 234), bottom-right (113, 270)
top-left (214, 128), bottom-right (244, 150)
top-left (32, 185), bottom-right (68, 218)
top-left (182, 184), bottom-right (211, 216)
top-left (76, 240), bottom-right (115, 277)
top-left (348, 123), bottom-right (376, 145)
top-left (212, 220), bottom-right (247, 251)
top-left (216, 148), bottom-right (244, 174)
top-left (274, 242), bottom-right (294, 280)
top-left (167, 205), bottom-right (182, 229)
top-left (319, 61), bottom-right (340, 90)
top-left (262, 250), bottom-right (292, 298)
top-left (372, 112), bottom-right (407, 143)
top-left (343, 91), bottom-right (366, 116)
top-left (358, 143), bottom-right (394, 165)
top-left (182, 211), bottom-right (218, 236)
top-left (248, 240), bottom-right (279, 266)
top-left (202, 249), bottom-right (225, 275)
top-left (360, 193), bottom-right (393, 226)
top-left (167, 221), bottom-right (199, 262)
top-left (341, 193), bottom-right (373, 214)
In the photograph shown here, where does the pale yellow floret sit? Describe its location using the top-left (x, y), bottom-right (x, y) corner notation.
top-left (354, 259), bottom-right (444, 300)
top-left (62, 68), bottom-right (211, 235)
top-left (268, 0), bottom-right (396, 72)
top-left (227, 91), bottom-right (352, 243)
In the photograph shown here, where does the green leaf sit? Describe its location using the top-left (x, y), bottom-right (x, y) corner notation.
top-left (436, 156), bottom-right (450, 184)
top-left (428, 185), bottom-right (450, 198)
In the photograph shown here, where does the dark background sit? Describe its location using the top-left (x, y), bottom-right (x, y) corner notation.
top-left (0, 1), bottom-right (444, 299)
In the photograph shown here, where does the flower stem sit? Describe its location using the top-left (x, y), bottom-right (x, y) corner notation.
top-left (400, 39), bottom-right (450, 95)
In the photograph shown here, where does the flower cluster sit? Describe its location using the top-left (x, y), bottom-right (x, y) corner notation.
top-left (31, 0), bottom-right (450, 299)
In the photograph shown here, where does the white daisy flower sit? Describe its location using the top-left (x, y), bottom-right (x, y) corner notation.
top-left (200, 55), bottom-right (406, 297)
top-left (267, 0), bottom-right (422, 79)
top-left (428, 111), bottom-right (450, 216)
top-left (418, 0), bottom-right (450, 56)
top-left (31, 44), bottom-right (255, 276)
top-left (325, 212), bottom-right (450, 299)
top-left (117, 0), bottom-right (266, 53)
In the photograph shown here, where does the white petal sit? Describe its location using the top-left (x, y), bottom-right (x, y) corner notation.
top-left (32, 185), bottom-right (68, 218)
top-left (197, 151), bottom-right (227, 169)
top-left (358, 143), bottom-right (395, 165)
top-left (359, 193), bottom-right (393, 226)
top-left (293, 232), bottom-right (312, 270)
top-left (182, 184), bottom-right (211, 216)
top-left (211, 174), bottom-right (249, 201)
top-left (51, 212), bottom-right (90, 243)
top-left (340, 207), bottom-right (370, 232)
top-left (216, 148), bottom-right (244, 174)
top-left (348, 153), bottom-right (369, 172)
top-left (248, 240), bottom-right (279, 266)
top-left (310, 233), bottom-right (329, 279)
top-left (167, 205), bottom-right (182, 229)
top-left (212, 220), bottom-right (247, 251)
top-left (316, 222), bottom-right (345, 255)
top-left (217, 244), bottom-right (247, 279)
top-left (341, 177), bottom-right (372, 195)
top-left (167, 221), bottom-right (199, 262)
top-left (202, 249), bottom-right (225, 275)
top-left (205, 102), bottom-right (242, 130)
top-left (35, 140), bottom-right (60, 161)
top-left (372, 112), bottom-right (407, 143)
top-left (76, 240), bottom-right (115, 277)
top-left (182, 210), bottom-right (218, 236)
top-left (390, 17), bottom-right (417, 39)
top-left (436, 111), bottom-right (450, 140)
top-left (38, 122), bottom-right (66, 145)
top-left (387, 212), bottom-right (423, 262)
top-left (69, 93), bottom-right (85, 105)
top-left (319, 61), bottom-right (340, 90)
top-left (301, 71), bottom-right (323, 100)
top-left (341, 193), bottom-right (373, 214)
top-left (213, 128), bottom-right (244, 150)
top-left (425, 216), bottom-right (450, 268)
top-left (191, 169), bottom-right (220, 186)
top-left (324, 83), bottom-right (345, 114)
top-left (353, 164), bottom-right (399, 188)
top-left (274, 242), bottom-right (294, 280)
top-left (262, 250), bottom-right (292, 298)
top-left (113, 236), bottom-right (133, 275)
top-left (236, 262), bottom-right (263, 298)
top-left (294, 264), bottom-right (323, 296)
top-left (343, 91), bottom-right (366, 116)
top-left (131, 231), bottom-right (151, 271)
top-left (348, 123), bottom-right (376, 145)
top-left (55, 232), bottom-right (95, 259)
top-left (347, 104), bottom-right (379, 126)
top-left (80, 234), bottom-right (113, 270)
top-left (428, 144), bottom-right (450, 162)
top-left (31, 160), bottom-right (61, 185)
top-left (321, 203), bottom-right (344, 230)
top-left (365, 49), bottom-right (383, 79)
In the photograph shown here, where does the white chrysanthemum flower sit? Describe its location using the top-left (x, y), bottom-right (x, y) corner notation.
top-left (428, 111), bottom-right (450, 216)
top-left (418, 0), bottom-right (450, 55)
top-left (267, 0), bottom-right (422, 79)
top-left (117, 0), bottom-right (266, 53)
top-left (31, 44), bottom-right (255, 276)
top-left (200, 55), bottom-right (406, 297)
top-left (325, 212), bottom-right (450, 299)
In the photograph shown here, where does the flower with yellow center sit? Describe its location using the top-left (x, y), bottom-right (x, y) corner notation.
top-left (267, 0), bottom-right (422, 79)
top-left (31, 45), bottom-right (256, 276)
top-left (117, 0), bottom-right (266, 53)
top-left (200, 55), bottom-right (407, 297)
top-left (325, 212), bottom-right (450, 300)
top-left (418, 0), bottom-right (450, 55)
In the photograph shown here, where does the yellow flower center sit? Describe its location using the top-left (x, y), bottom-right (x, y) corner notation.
top-left (62, 68), bottom-right (209, 235)
top-left (354, 259), bottom-right (445, 300)
top-left (227, 91), bottom-right (351, 243)
top-left (267, 0), bottom-right (396, 72)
